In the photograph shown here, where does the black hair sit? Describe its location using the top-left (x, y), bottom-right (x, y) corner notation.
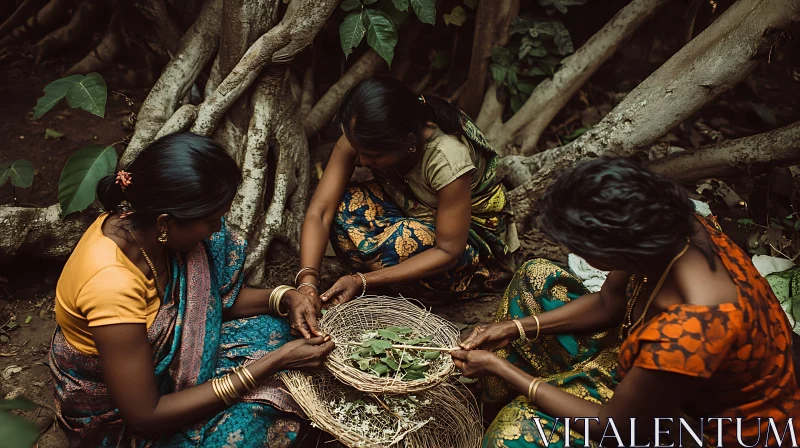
top-left (336, 75), bottom-right (464, 153)
top-left (538, 156), bottom-right (713, 271)
top-left (96, 132), bottom-right (242, 229)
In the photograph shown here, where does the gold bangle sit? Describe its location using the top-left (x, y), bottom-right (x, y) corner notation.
top-left (238, 365), bottom-right (257, 390)
top-left (297, 282), bottom-right (318, 293)
top-left (533, 315), bottom-right (541, 340)
top-left (233, 368), bottom-right (252, 393)
top-left (526, 378), bottom-right (538, 402)
top-left (212, 377), bottom-right (231, 406)
top-left (512, 319), bottom-right (527, 342)
top-left (531, 378), bottom-right (544, 403)
top-left (222, 374), bottom-right (240, 403)
top-left (295, 267), bottom-right (320, 285)
top-left (355, 272), bottom-right (367, 297)
top-left (274, 286), bottom-right (295, 317)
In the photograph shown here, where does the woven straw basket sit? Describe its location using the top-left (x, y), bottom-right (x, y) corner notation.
top-left (319, 295), bottom-right (461, 394)
top-left (281, 370), bottom-right (482, 448)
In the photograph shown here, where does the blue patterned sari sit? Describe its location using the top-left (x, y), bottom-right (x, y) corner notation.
top-left (49, 220), bottom-right (303, 447)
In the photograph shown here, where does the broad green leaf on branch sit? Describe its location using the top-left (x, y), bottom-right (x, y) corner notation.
top-left (341, 0), bottom-right (361, 11)
top-left (410, 0), bottom-right (436, 24)
top-left (518, 82), bottom-right (535, 95)
top-left (443, 6), bottom-right (466, 26)
top-left (340, 11), bottom-right (367, 58)
top-left (0, 397), bottom-right (37, 412)
top-left (365, 9), bottom-right (398, 66)
top-left (464, 0), bottom-right (478, 9)
top-left (363, 0), bottom-right (378, 4)
top-left (391, 0), bottom-right (409, 10)
top-left (491, 47), bottom-right (514, 66)
top-left (0, 160), bottom-right (34, 188)
top-left (65, 73), bottom-right (107, 118)
top-left (490, 64), bottom-right (508, 84)
top-left (538, 0), bottom-right (588, 14)
top-left (32, 74), bottom-right (84, 119)
top-left (379, 1), bottom-right (410, 27)
top-left (45, 128), bottom-right (64, 139)
top-left (58, 144), bottom-right (117, 218)
top-left (0, 411), bottom-right (39, 448)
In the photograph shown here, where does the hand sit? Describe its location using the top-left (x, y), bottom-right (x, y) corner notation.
top-left (319, 274), bottom-right (362, 307)
top-left (459, 321), bottom-right (518, 351)
top-left (281, 290), bottom-right (324, 339)
top-left (274, 335), bottom-right (336, 371)
top-left (297, 284), bottom-right (322, 315)
top-left (451, 349), bottom-right (504, 378)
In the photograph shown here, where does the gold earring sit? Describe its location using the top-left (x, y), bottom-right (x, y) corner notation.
top-left (408, 146), bottom-right (416, 153)
top-left (158, 229), bottom-right (168, 244)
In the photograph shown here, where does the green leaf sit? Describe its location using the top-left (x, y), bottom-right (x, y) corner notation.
top-left (443, 6), bottom-right (466, 26)
top-left (490, 64), bottom-right (508, 84)
top-left (518, 82), bottom-right (536, 95)
top-left (58, 144), bottom-right (117, 218)
top-left (0, 411), bottom-right (39, 448)
top-left (391, 0), bottom-right (409, 10)
top-left (383, 357), bottom-right (400, 370)
top-left (528, 66), bottom-right (548, 76)
top-left (403, 371), bottom-right (426, 380)
top-left (0, 397), bottom-right (37, 412)
top-left (363, 338), bottom-right (393, 354)
top-left (410, 0), bottom-right (435, 24)
top-left (737, 218), bottom-right (756, 226)
top-left (341, 0), bottom-right (362, 11)
top-left (340, 11), bottom-right (367, 58)
top-left (422, 350), bottom-right (440, 360)
top-left (510, 95), bottom-right (523, 113)
top-left (795, 220), bottom-right (800, 231)
top-left (377, 329), bottom-right (400, 341)
top-left (563, 126), bottom-right (590, 143)
top-left (463, 0), bottom-right (478, 9)
top-left (386, 326), bottom-right (413, 334)
top-left (371, 361), bottom-right (391, 376)
top-left (520, 36), bottom-right (548, 58)
top-left (491, 47), bottom-right (514, 66)
top-left (32, 74), bottom-right (84, 119)
top-left (45, 128), bottom-right (64, 139)
top-left (406, 335), bottom-right (433, 344)
top-left (0, 160), bottom-right (34, 188)
top-left (357, 358), bottom-right (371, 370)
top-left (65, 72), bottom-right (107, 118)
top-left (24, 316), bottom-right (31, 324)
top-left (365, 9), bottom-right (398, 66)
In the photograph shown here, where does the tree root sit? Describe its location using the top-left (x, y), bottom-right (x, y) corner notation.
top-left (65, 13), bottom-right (124, 76)
top-left (303, 49), bottom-right (383, 137)
top-left (501, 0), bottom-right (800, 192)
top-left (34, 0), bottom-right (107, 64)
top-left (486, 0), bottom-right (673, 155)
top-left (0, 0), bottom-right (75, 47)
top-left (0, 0), bottom-right (47, 37)
top-left (459, 0), bottom-right (518, 119)
top-left (226, 68), bottom-right (309, 285)
top-left (298, 67), bottom-right (314, 119)
top-left (191, 0), bottom-right (338, 136)
top-left (0, 205), bottom-right (98, 260)
top-left (154, 104), bottom-right (198, 140)
top-left (121, 0), bottom-right (223, 166)
top-left (649, 121), bottom-right (800, 181)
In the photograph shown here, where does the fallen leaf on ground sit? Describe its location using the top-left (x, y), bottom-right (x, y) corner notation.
top-left (2, 365), bottom-right (23, 380)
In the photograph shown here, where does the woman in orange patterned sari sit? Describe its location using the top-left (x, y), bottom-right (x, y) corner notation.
top-left (452, 156), bottom-right (800, 447)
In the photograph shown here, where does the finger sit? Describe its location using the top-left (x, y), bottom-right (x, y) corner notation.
top-left (450, 349), bottom-right (467, 360)
top-left (460, 327), bottom-right (482, 349)
top-left (321, 339), bottom-right (336, 353)
top-left (305, 336), bottom-right (327, 345)
top-left (453, 359), bottom-right (464, 371)
top-left (304, 309), bottom-right (323, 337)
top-left (293, 314), bottom-right (311, 339)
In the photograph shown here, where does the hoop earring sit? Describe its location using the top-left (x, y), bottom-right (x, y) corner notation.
top-left (408, 146), bottom-right (416, 153)
top-left (158, 230), bottom-right (169, 244)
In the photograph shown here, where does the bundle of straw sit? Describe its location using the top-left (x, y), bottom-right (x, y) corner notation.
top-left (319, 295), bottom-right (461, 394)
top-left (280, 370), bottom-right (483, 448)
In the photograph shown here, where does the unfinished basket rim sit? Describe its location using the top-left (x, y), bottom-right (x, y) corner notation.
top-left (319, 295), bottom-right (461, 394)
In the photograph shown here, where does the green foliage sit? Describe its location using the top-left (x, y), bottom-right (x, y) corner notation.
top-left (349, 326), bottom-right (441, 381)
top-left (0, 160), bottom-right (34, 188)
top-left (443, 6), bottom-right (467, 26)
top-left (33, 73), bottom-right (107, 119)
top-left (338, 0), bottom-right (436, 66)
top-left (44, 128), bottom-right (64, 139)
top-left (58, 144), bottom-right (117, 218)
top-left (0, 397), bottom-right (39, 448)
top-left (491, 10), bottom-right (585, 116)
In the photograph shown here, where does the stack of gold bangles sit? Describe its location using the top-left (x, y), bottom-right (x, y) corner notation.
top-left (527, 377), bottom-right (544, 404)
top-left (212, 365), bottom-right (257, 406)
top-left (270, 285), bottom-right (296, 317)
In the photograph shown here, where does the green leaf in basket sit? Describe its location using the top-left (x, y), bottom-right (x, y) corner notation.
top-left (403, 371), bottom-right (426, 381)
top-left (406, 335), bottom-right (433, 344)
top-left (422, 350), bottom-right (440, 360)
top-left (357, 359), bottom-right (371, 371)
top-left (377, 329), bottom-right (400, 341)
top-left (363, 339), bottom-right (393, 355)
top-left (371, 361), bottom-right (391, 376)
top-left (383, 356), bottom-right (400, 370)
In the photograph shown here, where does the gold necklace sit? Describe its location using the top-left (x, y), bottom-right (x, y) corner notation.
top-left (619, 275), bottom-right (648, 339)
top-left (127, 229), bottom-right (170, 300)
top-left (620, 239), bottom-right (691, 339)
